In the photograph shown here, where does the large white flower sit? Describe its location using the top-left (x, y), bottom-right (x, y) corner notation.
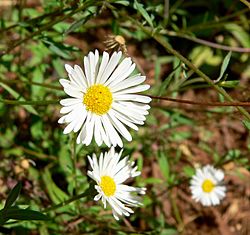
top-left (190, 165), bottom-right (226, 206)
top-left (58, 50), bottom-right (151, 147)
top-left (87, 147), bottom-right (146, 220)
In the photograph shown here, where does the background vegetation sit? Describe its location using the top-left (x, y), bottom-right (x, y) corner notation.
top-left (0, 0), bottom-right (249, 234)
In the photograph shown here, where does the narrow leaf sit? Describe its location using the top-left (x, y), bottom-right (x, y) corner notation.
top-left (242, 120), bottom-right (250, 130)
top-left (4, 182), bottom-right (22, 210)
top-left (65, 14), bottom-right (93, 35)
top-left (134, 0), bottom-right (153, 27)
top-left (4, 208), bottom-right (50, 221)
top-left (0, 82), bottom-right (38, 115)
top-left (216, 51), bottom-right (232, 82)
top-left (158, 151), bottom-right (169, 180)
top-left (49, 44), bottom-right (72, 60)
top-left (115, 0), bottom-right (130, 6)
top-left (219, 80), bottom-right (239, 88)
top-left (42, 169), bottom-right (69, 204)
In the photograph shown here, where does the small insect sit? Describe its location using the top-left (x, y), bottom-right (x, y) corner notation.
top-left (104, 35), bottom-right (128, 55)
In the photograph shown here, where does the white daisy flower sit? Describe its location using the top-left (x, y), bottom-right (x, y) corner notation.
top-left (87, 147), bottom-right (146, 220)
top-left (58, 50), bottom-right (151, 147)
top-left (190, 165), bottom-right (226, 206)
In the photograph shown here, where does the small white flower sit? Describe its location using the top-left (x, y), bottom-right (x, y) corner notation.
top-left (190, 165), bottom-right (226, 206)
top-left (87, 147), bottom-right (146, 220)
top-left (58, 50), bottom-right (151, 147)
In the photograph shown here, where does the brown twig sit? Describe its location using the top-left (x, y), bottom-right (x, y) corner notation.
top-left (149, 95), bottom-right (250, 107)
top-left (166, 31), bottom-right (250, 53)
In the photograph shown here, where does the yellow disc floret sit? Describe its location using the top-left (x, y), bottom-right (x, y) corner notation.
top-left (83, 84), bottom-right (113, 115)
top-left (202, 179), bottom-right (215, 193)
top-left (100, 176), bottom-right (116, 197)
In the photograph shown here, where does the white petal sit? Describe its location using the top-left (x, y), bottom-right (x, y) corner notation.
top-left (60, 103), bottom-right (81, 114)
top-left (114, 94), bottom-right (152, 103)
top-left (94, 116), bottom-right (103, 146)
top-left (99, 51), bottom-right (122, 84)
top-left (83, 56), bottom-right (91, 87)
top-left (94, 194), bottom-right (102, 201)
top-left (110, 75), bottom-right (146, 92)
top-left (73, 108), bottom-right (87, 132)
top-left (112, 102), bottom-right (146, 121)
top-left (110, 109), bottom-right (139, 130)
top-left (60, 98), bottom-right (81, 106)
top-left (102, 115), bottom-right (123, 147)
top-left (65, 64), bottom-right (73, 74)
top-left (107, 112), bottom-right (132, 141)
top-left (64, 87), bottom-right (83, 99)
top-left (104, 57), bottom-right (132, 86)
top-left (113, 84), bottom-right (150, 95)
top-left (83, 114), bottom-right (95, 145)
top-left (74, 65), bottom-right (88, 88)
top-left (95, 51), bottom-right (109, 84)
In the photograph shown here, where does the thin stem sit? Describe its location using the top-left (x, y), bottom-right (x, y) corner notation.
top-left (43, 189), bottom-right (90, 213)
top-left (180, 8), bottom-right (250, 32)
top-left (16, 145), bottom-right (57, 161)
top-left (149, 95), bottom-right (250, 107)
top-left (166, 31), bottom-right (250, 53)
top-left (169, 192), bottom-right (183, 231)
top-left (129, 19), bottom-right (250, 120)
top-left (0, 77), bottom-right (62, 90)
top-left (0, 6), bottom-right (73, 35)
top-left (0, 1), bottom-right (94, 59)
top-left (0, 99), bottom-right (58, 105)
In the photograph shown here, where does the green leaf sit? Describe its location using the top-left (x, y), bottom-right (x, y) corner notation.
top-left (4, 208), bottom-right (50, 221)
top-left (159, 63), bottom-right (181, 96)
top-left (134, 0), bottom-right (153, 27)
top-left (225, 23), bottom-right (250, 48)
top-left (4, 182), bottom-right (22, 210)
top-left (158, 151), bottom-right (169, 180)
top-left (42, 169), bottom-right (69, 205)
top-left (219, 80), bottom-right (239, 88)
top-left (114, 0), bottom-right (130, 6)
top-left (183, 166), bottom-right (195, 177)
top-left (41, 39), bottom-right (74, 60)
top-left (49, 44), bottom-right (72, 60)
top-left (169, 131), bottom-right (192, 141)
top-left (160, 228), bottom-right (178, 235)
top-left (0, 82), bottom-right (38, 115)
top-left (242, 120), bottom-right (250, 130)
top-left (216, 51), bottom-right (232, 82)
top-left (65, 14), bottom-right (92, 35)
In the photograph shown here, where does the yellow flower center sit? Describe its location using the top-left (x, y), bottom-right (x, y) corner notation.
top-left (100, 176), bottom-right (116, 197)
top-left (202, 179), bottom-right (215, 193)
top-left (83, 84), bottom-right (113, 115)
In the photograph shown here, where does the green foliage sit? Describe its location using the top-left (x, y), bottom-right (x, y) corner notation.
top-left (0, 183), bottom-right (49, 226)
top-left (3, 182), bottom-right (22, 210)
top-left (0, 0), bottom-right (249, 234)
top-left (216, 51), bottom-right (232, 83)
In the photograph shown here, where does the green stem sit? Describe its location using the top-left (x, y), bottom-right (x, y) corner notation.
top-left (169, 192), bottom-right (183, 231)
top-left (0, 1), bottom-right (95, 59)
top-left (43, 188), bottom-right (90, 213)
top-left (130, 19), bottom-right (250, 120)
top-left (0, 99), bottom-right (58, 105)
top-left (0, 5), bottom-right (73, 35)
top-left (0, 77), bottom-right (62, 90)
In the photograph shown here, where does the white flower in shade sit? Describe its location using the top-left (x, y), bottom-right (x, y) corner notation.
top-left (58, 50), bottom-right (151, 147)
top-left (190, 165), bottom-right (226, 206)
top-left (87, 147), bottom-right (146, 220)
